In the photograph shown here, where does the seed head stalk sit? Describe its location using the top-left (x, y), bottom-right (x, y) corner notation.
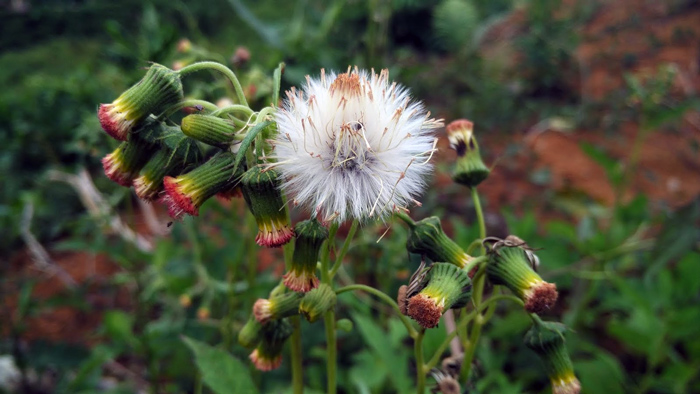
top-left (321, 222), bottom-right (339, 394)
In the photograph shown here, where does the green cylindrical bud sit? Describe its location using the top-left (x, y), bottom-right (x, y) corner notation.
top-left (406, 216), bottom-right (474, 269)
top-left (249, 319), bottom-right (293, 371)
top-left (241, 166), bottom-right (294, 248)
top-left (299, 283), bottom-right (336, 323)
top-left (253, 292), bottom-right (303, 324)
top-left (161, 152), bottom-right (238, 219)
top-left (134, 127), bottom-right (202, 201)
top-left (98, 63), bottom-right (184, 141)
top-left (407, 263), bottom-right (472, 328)
top-left (485, 236), bottom-right (558, 314)
top-left (238, 315), bottom-right (263, 348)
top-left (283, 219), bottom-right (328, 292)
top-left (446, 119), bottom-right (489, 188)
top-left (181, 114), bottom-right (240, 148)
top-left (524, 321), bottom-right (581, 394)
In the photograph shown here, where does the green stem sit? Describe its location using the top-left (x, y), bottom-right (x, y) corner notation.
top-left (394, 211), bottom-right (416, 228)
top-left (462, 255), bottom-right (487, 275)
top-left (335, 284), bottom-right (417, 338)
top-left (177, 61), bottom-right (249, 106)
top-left (471, 188), bottom-right (486, 256)
top-left (320, 222), bottom-right (339, 394)
top-left (211, 104), bottom-right (254, 118)
top-left (414, 328), bottom-right (426, 394)
top-left (425, 295), bottom-right (523, 371)
top-left (290, 316), bottom-right (304, 394)
top-left (330, 220), bottom-right (359, 278)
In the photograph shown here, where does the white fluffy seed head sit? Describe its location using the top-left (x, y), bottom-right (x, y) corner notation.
top-left (272, 67), bottom-right (442, 223)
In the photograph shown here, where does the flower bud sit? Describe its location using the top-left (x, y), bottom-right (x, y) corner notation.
top-left (299, 283), bottom-right (336, 323)
top-left (238, 315), bottom-right (263, 349)
top-left (101, 133), bottom-right (157, 187)
top-left (98, 64), bottom-right (183, 141)
top-left (253, 292), bottom-right (303, 324)
top-left (283, 219), bottom-right (328, 292)
top-left (134, 127), bottom-right (202, 201)
top-left (241, 166), bottom-right (294, 247)
top-left (336, 318), bottom-right (354, 332)
top-left (181, 114), bottom-right (241, 148)
top-left (161, 152), bottom-right (238, 219)
top-left (249, 319), bottom-right (293, 371)
top-left (485, 236), bottom-right (558, 314)
top-left (407, 263), bottom-right (472, 328)
top-left (447, 119), bottom-right (489, 188)
top-left (406, 216), bottom-right (474, 269)
top-left (177, 38), bottom-right (192, 53)
top-left (524, 321), bottom-right (581, 394)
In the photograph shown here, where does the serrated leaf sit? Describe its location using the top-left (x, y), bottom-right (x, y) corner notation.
top-left (182, 336), bottom-right (258, 394)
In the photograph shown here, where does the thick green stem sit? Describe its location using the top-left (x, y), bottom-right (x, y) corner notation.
top-left (320, 222), bottom-right (339, 394)
top-left (290, 316), bottom-right (304, 394)
top-left (212, 104), bottom-right (254, 118)
top-left (414, 328), bottom-right (426, 394)
top-left (471, 188), bottom-right (486, 256)
top-left (335, 284), bottom-right (417, 338)
top-left (177, 61), bottom-right (249, 106)
top-left (161, 99), bottom-right (219, 119)
top-left (330, 220), bottom-right (359, 278)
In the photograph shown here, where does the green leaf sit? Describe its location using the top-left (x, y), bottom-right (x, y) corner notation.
top-left (272, 62), bottom-right (285, 106)
top-left (103, 310), bottom-right (136, 347)
top-left (182, 336), bottom-right (258, 394)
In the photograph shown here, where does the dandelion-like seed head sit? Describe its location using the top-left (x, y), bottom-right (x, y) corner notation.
top-left (273, 67), bottom-right (442, 223)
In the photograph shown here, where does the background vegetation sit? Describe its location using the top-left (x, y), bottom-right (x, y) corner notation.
top-left (1, 0), bottom-right (699, 393)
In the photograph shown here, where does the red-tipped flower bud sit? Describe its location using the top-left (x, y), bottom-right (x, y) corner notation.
top-left (161, 152), bottom-right (238, 219)
top-left (524, 320), bottom-right (581, 394)
top-left (101, 129), bottom-right (158, 187)
top-left (98, 64), bottom-right (183, 141)
top-left (249, 319), bottom-right (293, 372)
top-left (485, 236), bottom-right (558, 314)
top-left (133, 127), bottom-right (202, 201)
top-left (446, 119), bottom-right (489, 188)
top-left (283, 219), bottom-right (328, 292)
top-left (406, 263), bottom-right (472, 328)
top-left (241, 166), bottom-right (294, 247)
top-left (253, 292), bottom-right (303, 324)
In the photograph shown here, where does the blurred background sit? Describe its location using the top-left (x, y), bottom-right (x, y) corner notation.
top-left (1, 0), bottom-right (699, 393)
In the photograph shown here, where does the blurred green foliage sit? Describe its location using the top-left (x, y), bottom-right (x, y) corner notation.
top-left (1, 0), bottom-right (699, 393)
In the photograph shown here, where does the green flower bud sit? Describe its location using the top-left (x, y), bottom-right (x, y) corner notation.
top-left (283, 219), bottom-right (328, 292)
top-left (241, 166), bottom-right (294, 247)
top-left (181, 114), bottom-right (241, 148)
top-left (161, 152), bottom-right (238, 219)
top-left (485, 236), bottom-right (558, 314)
top-left (134, 127), bottom-right (202, 201)
top-left (524, 321), bottom-right (581, 394)
top-left (253, 292), bottom-right (303, 324)
top-left (98, 64), bottom-right (183, 141)
top-left (407, 263), bottom-right (472, 328)
top-left (238, 315), bottom-right (263, 349)
top-left (299, 283), bottom-right (336, 323)
top-left (406, 216), bottom-right (474, 269)
top-left (446, 119), bottom-right (489, 188)
top-left (249, 319), bottom-right (293, 371)
top-left (336, 318), bottom-right (354, 332)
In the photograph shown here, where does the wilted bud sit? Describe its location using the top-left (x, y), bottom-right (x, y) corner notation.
top-left (249, 319), bottom-right (293, 371)
top-left (231, 46), bottom-right (251, 67)
top-left (447, 119), bottom-right (489, 188)
top-left (101, 132), bottom-right (158, 187)
top-left (485, 236), bottom-right (557, 314)
top-left (406, 216), bottom-right (474, 269)
top-left (98, 64), bottom-right (183, 141)
top-left (238, 315), bottom-right (263, 349)
top-left (397, 285), bottom-right (408, 315)
top-left (524, 321), bottom-right (581, 394)
top-left (253, 292), bottom-right (303, 324)
top-left (430, 369), bottom-right (461, 394)
top-left (299, 283), bottom-right (336, 323)
top-left (241, 166), bottom-right (294, 247)
top-left (161, 152), bottom-right (238, 219)
top-left (134, 127), bottom-right (202, 201)
top-left (283, 219), bottom-right (328, 292)
top-left (407, 263), bottom-right (472, 329)
top-left (181, 114), bottom-right (241, 148)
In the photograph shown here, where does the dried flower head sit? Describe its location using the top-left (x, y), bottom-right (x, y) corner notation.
top-left (406, 263), bottom-right (472, 328)
top-left (272, 67), bottom-right (442, 223)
